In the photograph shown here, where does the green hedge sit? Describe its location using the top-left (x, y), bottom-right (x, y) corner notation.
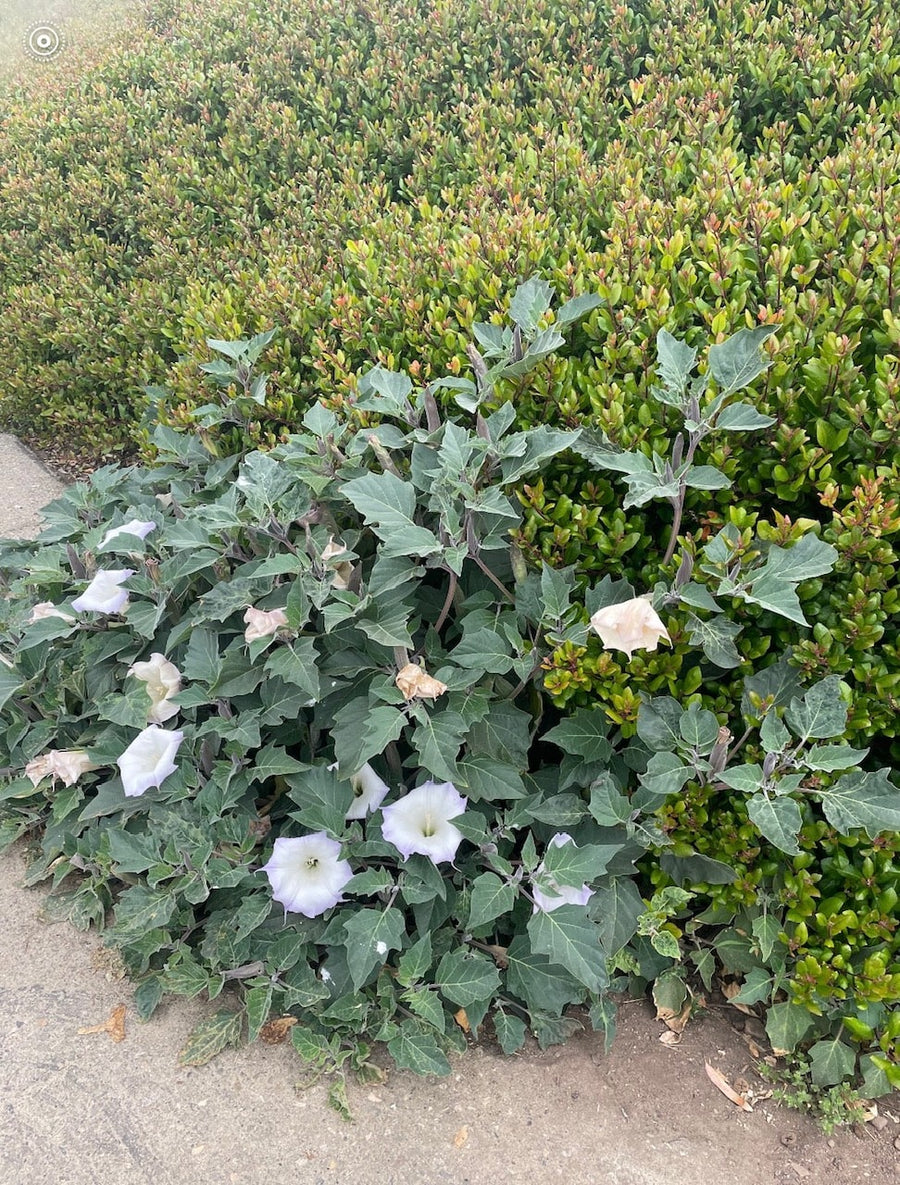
top-left (2, 0), bottom-right (898, 462)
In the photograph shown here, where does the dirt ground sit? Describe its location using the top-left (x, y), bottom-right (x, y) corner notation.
top-left (2, 843), bottom-right (899, 1185)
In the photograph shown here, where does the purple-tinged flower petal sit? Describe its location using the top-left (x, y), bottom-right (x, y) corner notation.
top-left (381, 780), bottom-right (467, 864)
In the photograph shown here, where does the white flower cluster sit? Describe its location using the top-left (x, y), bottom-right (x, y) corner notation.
top-left (261, 778), bottom-right (469, 918)
top-left (23, 518), bottom-right (670, 928)
top-left (24, 519), bottom-right (188, 799)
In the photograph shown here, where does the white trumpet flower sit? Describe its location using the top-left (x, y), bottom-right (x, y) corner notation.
top-left (116, 726), bottom-right (183, 797)
top-left (261, 833), bottom-right (353, 918)
top-left (71, 569), bottom-right (134, 615)
top-left (381, 780), bottom-right (467, 864)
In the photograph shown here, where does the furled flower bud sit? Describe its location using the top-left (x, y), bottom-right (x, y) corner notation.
top-left (320, 538), bottom-right (347, 562)
top-left (25, 749), bottom-right (97, 788)
top-left (330, 761), bottom-right (392, 820)
top-left (707, 727), bottom-right (732, 775)
top-left (28, 602), bottom-right (75, 624)
top-left (99, 520), bottom-right (156, 550)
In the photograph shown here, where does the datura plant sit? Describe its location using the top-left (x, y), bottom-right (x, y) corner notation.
top-left (0, 285), bottom-right (897, 1112)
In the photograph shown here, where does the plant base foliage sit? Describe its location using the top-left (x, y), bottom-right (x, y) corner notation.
top-left (2, 305), bottom-right (900, 1104)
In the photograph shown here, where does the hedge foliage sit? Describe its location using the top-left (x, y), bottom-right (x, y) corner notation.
top-left (2, 0), bottom-right (899, 721)
top-left (3, 0), bottom-right (900, 1077)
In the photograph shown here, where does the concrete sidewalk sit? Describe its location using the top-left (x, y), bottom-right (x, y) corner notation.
top-left (0, 434), bottom-right (65, 538)
top-left (0, 431), bottom-right (897, 1185)
top-left (0, 846), bottom-right (858, 1185)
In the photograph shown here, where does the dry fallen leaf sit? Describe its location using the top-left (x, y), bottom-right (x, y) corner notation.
top-left (657, 998), bottom-right (693, 1035)
top-left (723, 982), bottom-right (756, 1017)
top-left (453, 1125), bottom-right (469, 1149)
top-left (705, 1061), bottom-right (753, 1112)
top-left (395, 662), bottom-right (448, 701)
top-left (659, 1030), bottom-right (682, 1047)
top-left (454, 1008), bottom-right (470, 1034)
top-left (741, 1034), bottom-right (762, 1058)
top-left (248, 816), bottom-right (272, 842)
top-left (78, 1004), bottom-right (126, 1043)
top-left (259, 1016), bottom-right (298, 1044)
top-left (481, 942), bottom-right (509, 970)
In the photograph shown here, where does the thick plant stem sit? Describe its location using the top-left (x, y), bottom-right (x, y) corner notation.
top-left (662, 431), bottom-right (701, 567)
top-left (662, 497), bottom-right (683, 567)
top-left (434, 568), bottom-right (458, 633)
top-left (473, 552), bottom-right (515, 602)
